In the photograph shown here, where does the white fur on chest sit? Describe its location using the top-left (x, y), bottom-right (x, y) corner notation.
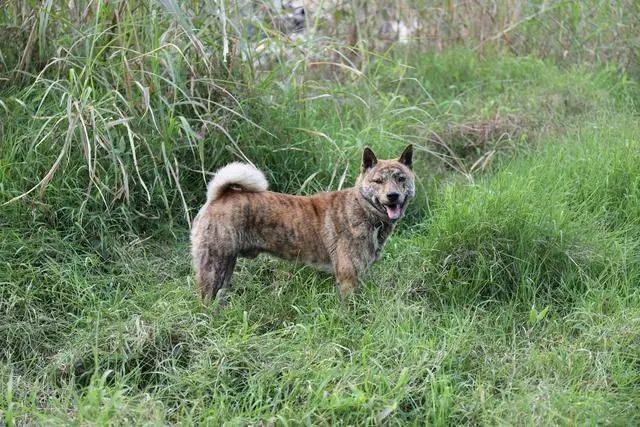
top-left (372, 225), bottom-right (382, 252)
top-left (368, 224), bottom-right (385, 266)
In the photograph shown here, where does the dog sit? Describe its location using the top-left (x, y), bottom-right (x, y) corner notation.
top-left (190, 145), bottom-right (415, 307)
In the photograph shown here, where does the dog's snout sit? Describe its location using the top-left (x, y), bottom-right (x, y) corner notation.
top-left (386, 192), bottom-right (400, 203)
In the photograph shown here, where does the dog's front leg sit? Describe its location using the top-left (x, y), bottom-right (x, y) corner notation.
top-left (331, 245), bottom-right (360, 300)
top-left (336, 269), bottom-right (359, 301)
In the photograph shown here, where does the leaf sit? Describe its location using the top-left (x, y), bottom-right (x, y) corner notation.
top-left (537, 306), bottom-right (550, 322)
top-left (528, 306), bottom-right (538, 325)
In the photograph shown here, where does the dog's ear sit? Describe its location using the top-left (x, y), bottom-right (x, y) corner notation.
top-left (398, 144), bottom-right (413, 169)
top-left (362, 147), bottom-right (378, 171)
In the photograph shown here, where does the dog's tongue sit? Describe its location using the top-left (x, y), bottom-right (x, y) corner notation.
top-left (385, 204), bottom-right (402, 220)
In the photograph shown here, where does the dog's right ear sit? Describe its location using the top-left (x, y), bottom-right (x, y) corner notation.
top-left (362, 147), bottom-right (378, 171)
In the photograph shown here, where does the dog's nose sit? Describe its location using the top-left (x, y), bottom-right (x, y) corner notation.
top-left (386, 192), bottom-right (400, 203)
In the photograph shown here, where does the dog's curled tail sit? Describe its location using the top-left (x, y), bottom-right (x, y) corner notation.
top-left (206, 162), bottom-right (268, 202)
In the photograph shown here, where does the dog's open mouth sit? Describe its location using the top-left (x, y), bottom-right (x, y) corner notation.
top-left (384, 203), bottom-right (402, 220)
top-left (378, 201), bottom-right (404, 221)
top-left (365, 193), bottom-right (405, 221)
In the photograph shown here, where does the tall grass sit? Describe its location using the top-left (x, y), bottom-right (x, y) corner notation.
top-left (308, 0), bottom-right (640, 73)
top-left (1, 0), bottom-right (639, 233)
top-left (1, 0), bottom-right (259, 226)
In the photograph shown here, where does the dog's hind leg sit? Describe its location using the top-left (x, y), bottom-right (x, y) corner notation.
top-left (195, 252), bottom-right (237, 308)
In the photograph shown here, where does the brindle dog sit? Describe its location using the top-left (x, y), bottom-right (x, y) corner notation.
top-left (191, 145), bottom-right (416, 307)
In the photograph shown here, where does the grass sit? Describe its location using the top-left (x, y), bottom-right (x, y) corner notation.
top-left (2, 55), bottom-right (640, 423)
top-left (2, 1), bottom-right (640, 424)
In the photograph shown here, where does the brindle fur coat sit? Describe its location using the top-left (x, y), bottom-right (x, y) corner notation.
top-left (191, 145), bottom-right (415, 306)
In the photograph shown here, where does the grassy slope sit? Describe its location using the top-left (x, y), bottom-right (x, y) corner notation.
top-left (1, 52), bottom-right (640, 424)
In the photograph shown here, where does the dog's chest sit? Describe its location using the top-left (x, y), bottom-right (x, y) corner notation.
top-left (367, 223), bottom-right (391, 265)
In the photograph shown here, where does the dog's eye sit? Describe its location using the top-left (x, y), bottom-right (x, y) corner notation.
top-left (372, 178), bottom-right (383, 184)
top-left (398, 176), bottom-right (406, 183)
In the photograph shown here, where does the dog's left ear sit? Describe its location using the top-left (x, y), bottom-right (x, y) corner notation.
top-left (398, 144), bottom-right (413, 169)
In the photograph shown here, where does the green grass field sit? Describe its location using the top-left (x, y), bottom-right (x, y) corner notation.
top-left (2, 1), bottom-right (640, 424)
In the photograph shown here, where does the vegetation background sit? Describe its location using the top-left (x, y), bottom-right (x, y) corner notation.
top-left (1, 0), bottom-right (639, 424)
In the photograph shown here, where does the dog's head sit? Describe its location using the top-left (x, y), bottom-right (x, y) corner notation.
top-left (356, 145), bottom-right (416, 222)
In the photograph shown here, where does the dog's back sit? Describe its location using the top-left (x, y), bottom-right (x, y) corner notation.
top-left (194, 186), bottom-right (340, 264)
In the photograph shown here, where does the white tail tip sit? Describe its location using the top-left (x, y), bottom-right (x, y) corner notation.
top-left (206, 162), bottom-right (268, 202)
